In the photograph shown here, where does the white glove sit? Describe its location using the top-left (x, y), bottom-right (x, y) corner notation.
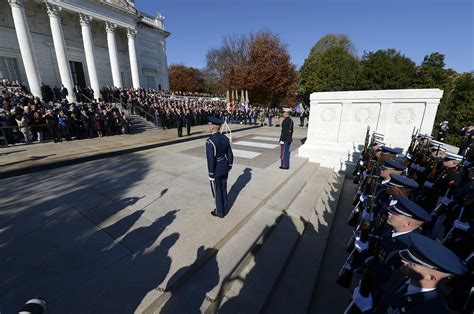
top-left (441, 196), bottom-right (453, 206)
top-left (352, 286), bottom-right (373, 312)
top-left (361, 209), bottom-right (370, 221)
top-left (280, 141), bottom-right (284, 144)
top-left (208, 177), bottom-right (215, 181)
top-left (453, 220), bottom-right (470, 232)
top-left (355, 236), bottom-right (369, 253)
top-left (359, 194), bottom-right (368, 202)
top-left (424, 181), bottom-right (434, 188)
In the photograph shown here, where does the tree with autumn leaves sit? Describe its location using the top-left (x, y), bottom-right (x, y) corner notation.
top-left (206, 31), bottom-right (297, 107)
top-left (168, 64), bottom-right (206, 93)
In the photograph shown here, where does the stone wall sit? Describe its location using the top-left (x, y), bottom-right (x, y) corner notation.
top-left (298, 89), bottom-right (444, 170)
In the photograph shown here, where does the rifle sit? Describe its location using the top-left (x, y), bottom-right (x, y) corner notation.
top-left (352, 132), bottom-right (384, 204)
top-left (406, 127), bottom-right (418, 157)
top-left (209, 179), bottom-right (216, 198)
top-left (337, 168), bottom-right (379, 288)
top-left (353, 126), bottom-right (371, 182)
top-left (344, 183), bottom-right (390, 313)
top-left (347, 136), bottom-right (383, 226)
top-left (442, 206), bottom-right (466, 247)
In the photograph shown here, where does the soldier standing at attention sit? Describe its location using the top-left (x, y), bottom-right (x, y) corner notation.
top-left (352, 233), bottom-right (467, 313)
top-left (279, 108), bottom-right (294, 170)
top-left (206, 117), bottom-right (234, 218)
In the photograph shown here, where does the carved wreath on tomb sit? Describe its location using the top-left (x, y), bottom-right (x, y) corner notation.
top-left (395, 108), bottom-right (416, 125)
top-left (321, 108), bottom-right (336, 122)
top-left (355, 108), bottom-right (375, 123)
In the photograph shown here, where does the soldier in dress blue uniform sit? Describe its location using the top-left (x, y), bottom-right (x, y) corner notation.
top-left (379, 160), bottom-right (406, 186)
top-left (356, 197), bottom-right (432, 301)
top-left (279, 108), bottom-right (294, 170)
top-left (352, 233), bottom-right (467, 313)
top-left (206, 117), bottom-right (234, 218)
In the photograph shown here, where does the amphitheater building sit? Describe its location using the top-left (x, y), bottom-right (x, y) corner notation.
top-left (0, 0), bottom-right (170, 101)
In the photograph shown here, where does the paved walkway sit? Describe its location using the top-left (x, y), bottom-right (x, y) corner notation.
top-left (0, 123), bottom-right (310, 313)
top-left (0, 123), bottom-right (258, 177)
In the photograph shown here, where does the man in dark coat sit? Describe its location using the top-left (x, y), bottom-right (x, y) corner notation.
top-left (60, 84), bottom-right (68, 100)
top-left (206, 117), bottom-right (234, 218)
top-left (175, 108), bottom-right (183, 137)
top-left (279, 108), bottom-right (294, 169)
top-left (184, 109), bottom-right (192, 136)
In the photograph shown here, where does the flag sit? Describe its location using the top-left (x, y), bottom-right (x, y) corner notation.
top-left (296, 103), bottom-right (301, 113)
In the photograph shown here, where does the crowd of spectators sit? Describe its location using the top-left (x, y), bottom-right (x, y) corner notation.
top-left (0, 79), bottom-right (131, 145)
top-left (0, 78), bottom-right (308, 146)
top-left (104, 87), bottom-right (308, 131)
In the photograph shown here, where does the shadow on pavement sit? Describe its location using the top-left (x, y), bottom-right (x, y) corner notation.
top-left (0, 153), bottom-right (181, 313)
top-left (228, 167), bottom-right (252, 210)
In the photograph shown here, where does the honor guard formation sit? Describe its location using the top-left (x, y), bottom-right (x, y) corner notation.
top-left (340, 127), bottom-right (473, 313)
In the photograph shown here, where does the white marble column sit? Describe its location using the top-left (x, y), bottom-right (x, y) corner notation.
top-left (105, 21), bottom-right (122, 88)
top-left (45, 3), bottom-right (75, 103)
top-left (8, 0), bottom-right (42, 98)
top-left (127, 28), bottom-right (140, 89)
top-left (160, 39), bottom-right (169, 91)
top-left (79, 13), bottom-right (100, 100)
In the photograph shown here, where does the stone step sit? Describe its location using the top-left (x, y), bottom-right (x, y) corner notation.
top-left (140, 156), bottom-right (310, 313)
top-left (263, 170), bottom-right (344, 314)
top-left (152, 163), bottom-right (325, 313)
top-left (213, 166), bottom-right (335, 314)
top-left (307, 178), bottom-right (359, 313)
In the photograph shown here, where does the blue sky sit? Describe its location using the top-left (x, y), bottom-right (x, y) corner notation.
top-left (135, 0), bottom-right (473, 72)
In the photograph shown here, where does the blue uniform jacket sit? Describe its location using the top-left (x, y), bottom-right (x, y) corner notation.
top-left (206, 132), bottom-right (233, 179)
top-left (372, 288), bottom-right (449, 314)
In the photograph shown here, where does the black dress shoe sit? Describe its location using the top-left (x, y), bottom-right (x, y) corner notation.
top-left (211, 211), bottom-right (219, 217)
top-left (279, 166), bottom-right (289, 170)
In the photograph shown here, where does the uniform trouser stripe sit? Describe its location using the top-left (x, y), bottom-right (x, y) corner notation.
top-left (280, 143), bottom-right (290, 168)
top-left (281, 143), bottom-right (285, 168)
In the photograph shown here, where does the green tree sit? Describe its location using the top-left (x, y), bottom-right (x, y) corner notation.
top-left (299, 34), bottom-right (357, 97)
top-left (300, 46), bottom-right (360, 93)
top-left (435, 72), bottom-right (474, 146)
top-left (359, 49), bottom-right (417, 90)
top-left (415, 53), bottom-right (450, 89)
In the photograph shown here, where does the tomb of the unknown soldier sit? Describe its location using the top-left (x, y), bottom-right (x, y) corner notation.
top-left (0, 0), bottom-right (472, 313)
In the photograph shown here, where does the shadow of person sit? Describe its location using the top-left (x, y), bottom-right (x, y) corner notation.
top-left (101, 209), bottom-right (146, 244)
top-left (228, 167), bottom-right (253, 210)
top-left (160, 246), bottom-right (219, 314)
top-left (82, 232), bottom-right (180, 313)
top-left (119, 196), bottom-right (144, 208)
top-left (0, 154), bottom-right (155, 313)
top-left (50, 210), bottom-right (180, 313)
top-left (119, 209), bottom-right (179, 252)
top-left (217, 216), bottom-right (299, 313)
